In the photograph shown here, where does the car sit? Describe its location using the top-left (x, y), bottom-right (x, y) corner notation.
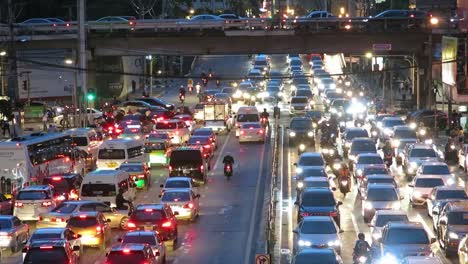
top-left (401, 256), bottom-right (443, 264)
top-left (360, 164), bottom-right (390, 179)
top-left (408, 175), bottom-right (446, 207)
top-left (294, 89), bottom-right (313, 101)
top-left (65, 211), bottom-right (111, 249)
top-left (135, 97), bottom-right (175, 111)
top-left (106, 243), bottom-right (158, 264)
top-left (189, 14), bottom-right (224, 21)
top-left (288, 117), bottom-right (315, 146)
top-left (359, 174), bottom-right (399, 198)
top-left (160, 177), bottom-right (195, 195)
top-left (396, 138), bottom-right (418, 163)
top-left (379, 117), bottom-right (406, 139)
top-left (303, 11), bottom-right (335, 19)
top-left (221, 87), bottom-right (235, 97)
top-left (427, 186), bottom-right (467, 218)
top-left (354, 153), bottom-right (384, 179)
top-left (294, 167), bottom-right (331, 182)
top-left (24, 228), bottom-right (82, 259)
top-left (37, 200), bottom-right (131, 230)
top-left (117, 162), bottom-right (151, 190)
top-left (126, 204), bottom-right (178, 249)
top-left (94, 16), bottom-right (134, 24)
top-left (362, 184), bottom-right (401, 222)
top-left (296, 177), bottom-right (336, 192)
top-left (118, 100), bottom-right (162, 114)
top-left (378, 222), bottom-right (435, 260)
top-left (119, 127), bottom-right (145, 141)
top-left (342, 128), bottom-right (369, 155)
top-left (201, 89), bottom-right (219, 102)
top-left (368, 210), bottom-right (408, 245)
top-left (239, 122), bottom-right (266, 143)
top-left (20, 18), bottom-right (65, 25)
top-left (293, 216), bottom-right (341, 254)
top-left (23, 239), bottom-right (80, 264)
top-left (118, 231), bottom-right (166, 263)
top-left (187, 136), bottom-right (214, 158)
top-left (294, 152), bottom-right (326, 175)
top-left (403, 144), bottom-right (441, 176)
top-left (348, 138), bottom-right (377, 164)
top-left (392, 125), bottom-right (417, 148)
top-left (213, 92), bottom-right (232, 105)
top-left (407, 109), bottom-right (447, 128)
top-left (0, 215), bottom-right (29, 252)
top-left (0, 193), bottom-right (12, 215)
top-left (192, 128), bottom-right (217, 149)
top-left (436, 200), bottom-right (468, 256)
top-left (316, 77), bottom-right (335, 90)
top-left (289, 96), bottom-right (310, 116)
top-left (154, 120), bottom-right (190, 145)
top-left (14, 185), bottom-right (56, 221)
top-left (291, 247), bottom-right (343, 264)
top-left (458, 144), bottom-right (468, 172)
top-left (168, 146), bottom-right (209, 185)
top-left (416, 162), bottom-right (454, 184)
top-left (430, 198), bottom-right (466, 229)
top-left (295, 188), bottom-right (342, 226)
top-left (459, 235), bottom-right (468, 264)
top-left (159, 188), bottom-right (200, 221)
top-left (42, 173), bottom-right (82, 201)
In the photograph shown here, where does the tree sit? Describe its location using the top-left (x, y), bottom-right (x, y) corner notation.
top-left (0, 100), bottom-right (12, 121)
top-left (129, 0), bottom-right (158, 18)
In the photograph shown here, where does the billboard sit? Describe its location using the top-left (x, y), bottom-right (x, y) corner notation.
top-left (441, 36), bottom-right (458, 86)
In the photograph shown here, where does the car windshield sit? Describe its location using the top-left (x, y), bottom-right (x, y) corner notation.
top-left (161, 191), bottom-right (190, 202)
top-left (31, 232), bottom-right (62, 240)
top-left (188, 137), bottom-right (210, 145)
top-left (300, 168), bottom-right (327, 177)
top-left (447, 212), bottom-right (468, 225)
top-left (290, 120), bottom-right (312, 129)
top-left (296, 90), bottom-right (312, 97)
top-left (358, 156), bottom-right (383, 164)
top-left (351, 141), bottom-right (376, 153)
top-left (422, 165), bottom-right (450, 175)
top-left (383, 119), bottom-right (405, 127)
top-left (123, 235), bottom-right (156, 245)
top-left (291, 97), bottom-right (308, 104)
top-left (305, 111), bottom-right (322, 119)
top-left (98, 149), bottom-right (125, 159)
top-left (294, 252), bottom-right (337, 263)
top-left (170, 151), bottom-right (202, 165)
top-left (384, 228), bottom-right (429, 244)
top-left (193, 130), bottom-right (212, 136)
top-left (81, 184), bottom-right (116, 197)
top-left (165, 180), bottom-right (190, 189)
top-left (375, 215), bottom-right (408, 227)
top-left (346, 130), bottom-right (368, 140)
top-left (364, 168), bottom-right (388, 175)
top-left (237, 114), bottom-right (259, 122)
top-left (71, 137), bottom-right (88, 146)
top-left (155, 122), bottom-right (177, 129)
top-left (301, 192), bottom-right (336, 206)
top-left (118, 165), bottom-right (143, 172)
top-left (134, 210), bottom-right (163, 221)
top-left (17, 191), bottom-right (49, 200)
top-left (51, 203), bottom-right (77, 214)
top-left (68, 217), bottom-right (97, 228)
top-left (410, 149), bottom-right (437, 158)
top-left (106, 251), bottom-right (146, 263)
top-left (368, 178), bottom-right (395, 186)
top-left (242, 123), bottom-right (261, 129)
top-left (414, 178), bottom-right (444, 188)
top-left (366, 188), bottom-right (398, 201)
top-left (394, 130), bottom-right (416, 139)
top-left (24, 248), bottom-right (68, 264)
top-left (301, 220), bottom-right (336, 234)
top-left (0, 219), bottom-right (12, 229)
top-left (436, 190), bottom-right (468, 200)
top-left (298, 156), bottom-right (324, 166)
top-left (305, 181), bottom-right (329, 188)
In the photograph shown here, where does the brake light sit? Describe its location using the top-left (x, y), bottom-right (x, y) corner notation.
top-left (123, 248), bottom-right (131, 253)
top-left (249, 127), bottom-right (254, 129)
top-left (126, 121), bottom-right (131, 124)
top-left (300, 212), bottom-right (310, 217)
top-left (108, 126), bottom-right (114, 131)
top-left (15, 202), bottom-right (23, 207)
top-left (79, 215), bottom-right (87, 218)
top-left (127, 222), bottom-right (136, 228)
top-left (161, 221), bottom-right (172, 228)
top-left (116, 129), bottom-right (122, 133)
top-left (183, 202), bottom-right (194, 209)
top-left (169, 165), bottom-right (173, 172)
top-left (40, 246), bottom-right (53, 249)
top-left (42, 201), bottom-right (52, 207)
top-left (258, 130), bottom-right (264, 134)
top-left (137, 174), bottom-right (145, 178)
top-left (240, 131), bottom-right (245, 135)
top-left (203, 145), bottom-right (211, 149)
top-left (330, 211), bottom-right (338, 217)
top-left (144, 208), bottom-right (153, 212)
top-left (175, 131), bottom-right (179, 135)
top-left (129, 21), bottom-right (135, 25)
top-left (66, 23), bottom-right (70, 27)
top-left (96, 226), bottom-right (102, 235)
top-left (52, 176), bottom-right (61, 181)
top-left (200, 165), bottom-right (204, 171)
top-left (52, 217), bottom-right (65, 223)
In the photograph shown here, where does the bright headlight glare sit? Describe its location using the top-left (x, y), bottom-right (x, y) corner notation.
top-left (251, 95), bottom-right (256, 100)
top-left (372, 233), bottom-right (381, 240)
top-left (333, 163), bottom-right (341, 170)
top-left (298, 240), bottom-right (311, 247)
top-left (345, 142), bottom-right (352, 148)
top-left (312, 123), bottom-right (317, 128)
top-left (291, 85), bottom-right (296, 91)
top-left (392, 139), bottom-right (400, 147)
top-left (346, 91), bottom-right (353, 97)
top-left (327, 240), bottom-right (340, 247)
top-left (409, 122), bottom-right (417, 129)
top-left (336, 88), bottom-right (343, 94)
top-left (449, 232), bottom-right (459, 240)
top-left (330, 83), bottom-right (336, 89)
top-left (357, 169), bottom-right (363, 175)
top-left (377, 122), bottom-right (383, 128)
top-left (296, 167), bottom-right (303, 174)
top-left (307, 131), bottom-right (314, 137)
top-left (330, 108), bottom-right (337, 114)
top-left (391, 202), bottom-right (401, 210)
top-left (382, 253), bottom-right (398, 264)
top-left (243, 93), bottom-right (250, 98)
top-left (447, 178), bottom-right (455, 185)
top-left (349, 155), bottom-right (356, 161)
top-left (299, 144), bottom-right (306, 151)
top-left (289, 131), bottom-right (296, 137)
top-left (329, 149), bottom-right (334, 155)
top-left (322, 149), bottom-right (329, 154)
top-left (413, 191), bottom-right (422, 198)
top-left (419, 129), bottom-right (426, 136)
top-left (384, 128), bottom-right (392, 135)
top-left (297, 181), bottom-right (304, 188)
top-left (364, 201), bottom-right (373, 210)
top-left (371, 131), bottom-right (377, 136)
top-left (410, 162), bottom-right (418, 168)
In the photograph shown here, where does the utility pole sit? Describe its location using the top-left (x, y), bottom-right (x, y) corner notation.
top-left (78, 0), bottom-right (87, 127)
top-left (7, 0), bottom-right (18, 101)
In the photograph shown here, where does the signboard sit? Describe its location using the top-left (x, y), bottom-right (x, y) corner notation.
top-left (441, 36), bottom-right (458, 86)
top-left (255, 254), bottom-right (270, 264)
top-left (372, 44), bottom-right (392, 51)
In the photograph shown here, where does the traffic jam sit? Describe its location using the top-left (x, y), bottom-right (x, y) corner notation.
top-left (0, 53), bottom-right (466, 264)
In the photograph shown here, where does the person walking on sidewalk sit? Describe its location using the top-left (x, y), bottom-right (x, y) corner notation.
top-left (1, 118), bottom-right (9, 138)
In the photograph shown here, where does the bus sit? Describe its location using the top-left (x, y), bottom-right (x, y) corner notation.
top-left (0, 132), bottom-right (86, 197)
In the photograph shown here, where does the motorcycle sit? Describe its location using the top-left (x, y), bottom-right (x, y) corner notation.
top-left (445, 143), bottom-right (459, 165)
top-left (353, 253), bottom-right (369, 264)
top-left (224, 162), bottom-right (233, 178)
top-left (339, 176), bottom-right (351, 196)
top-left (179, 93), bottom-right (185, 103)
top-left (384, 155), bottom-right (393, 168)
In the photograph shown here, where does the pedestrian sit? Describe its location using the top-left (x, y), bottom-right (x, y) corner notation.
top-left (42, 112), bottom-right (48, 131)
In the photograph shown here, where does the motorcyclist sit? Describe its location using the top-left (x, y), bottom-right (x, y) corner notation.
top-left (116, 188), bottom-right (131, 210)
top-left (382, 140), bottom-right (393, 157)
top-left (179, 85), bottom-right (186, 96)
top-left (260, 109), bottom-right (270, 119)
top-left (445, 137), bottom-right (458, 164)
top-left (339, 163), bottom-right (350, 179)
top-left (195, 82), bottom-right (201, 94)
top-left (222, 154), bottom-right (235, 175)
top-left (353, 233), bottom-right (371, 262)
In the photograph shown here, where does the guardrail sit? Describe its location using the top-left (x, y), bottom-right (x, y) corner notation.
top-left (266, 116), bottom-right (280, 258)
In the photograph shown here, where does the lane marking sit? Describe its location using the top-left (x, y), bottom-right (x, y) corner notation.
top-left (243, 134), bottom-right (266, 264)
top-left (212, 132), bottom-right (232, 171)
top-left (416, 213), bottom-right (435, 238)
top-left (285, 129), bottom-right (294, 252)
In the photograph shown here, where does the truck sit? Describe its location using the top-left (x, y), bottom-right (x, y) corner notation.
top-left (202, 103), bottom-right (233, 133)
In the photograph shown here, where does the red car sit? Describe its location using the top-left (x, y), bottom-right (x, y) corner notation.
top-left (187, 136), bottom-right (213, 159)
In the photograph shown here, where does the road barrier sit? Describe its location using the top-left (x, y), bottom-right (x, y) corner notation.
top-left (266, 116), bottom-right (280, 260)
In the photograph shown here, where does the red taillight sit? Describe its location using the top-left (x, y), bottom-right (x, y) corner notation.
top-left (66, 23), bottom-right (70, 27)
top-left (161, 221), bottom-right (172, 228)
top-left (169, 165), bottom-right (173, 172)
top-left (175, 131), bottom-right (179, 135)
top-left (300, 212), bottom-right (310, 217)
top-left (249, 127), bottom-right (254, 130)
top-left (203, 144), bottom-right (211, 149)
top-left (15, 202), bottom-right (23, 207)
top-left (183, 202), bottom-right (194, 209)
top-left (52, 176), bottom-right (61, 181)
top-left (79, 215), bottom-right (87, 218)
top-left (200, 165), bottom-right (204, 171)
top-left (240, 131), bottom-right (245, 135)
top-left (52, 217), bottom-right (65, 223)
top-left (330, 211), bottom-right (338, 217)
top-left (144, 208), bottom-right (153, 212)
top-left (127, 222), bottom-right (136, 228)
top-left (42, 201), bottom-right (52, 207)
top-left (108, 126), bottom-right (114, 130)
top-left (40, 246), bottom-right (53, 249)
top-left (137, 174), bottom-right (145, 178)
top-left (96, 226), bottom-right (102, 235)
top-left (123, 248), bottom-right (131, 253)
top-left (116, 129), bottom-right (122, 133)
top-left (258, 130), bottom-right (264, 134)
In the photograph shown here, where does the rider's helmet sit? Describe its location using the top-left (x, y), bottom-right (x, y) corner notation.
top-left (263, 108), bottom-right (267, 112)
top-left (358, 232), bottom-right (365, 240)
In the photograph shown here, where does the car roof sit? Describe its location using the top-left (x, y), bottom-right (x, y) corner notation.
top-left (0, 215), bottom-right (13, 220)
top-left (346, 127), bottom-right (367, 132)
top-left (386, 221), bottom-right (424, 229)
top-left (194, 128), bottom-right (214, 132)
top-left (375, 210), bottom-right (407, 216)
top-left (420, 161), bottom-right (447, 166)
top-left (33, 228), bottom-right (66, 234)
top-left (70, 211), bottom-right (99, 218)
top-left (171, 146), bottom-right (202, 151)
top-left (124, 231), bottom-right (156, 237)
top-left (411, 143), bottom-right (433, 149)
top-left (110, 243), bottom-right (148, 252)
top-left (300, 152), bottom-right (322, 158)
top-left (302, 216), bottom-right (334, 222)
top-left (367, 174), bottom-right (394, 179)
top-left (367, 183), bottom-right (396, 190)
top-left (303, 177), bottom-right (328, 182)
top-left (21, 185), bottom-right (51, 191)
top-left (165, 177), bottom-right (191, 182)
top-left (414, 174), bottom-right (444, 179)
top-left (303, 188), bottom-right (333, 194)
top-left (446, 200), bottom-right (468, 211)
top-left (433, 185), bottom-right (466, 191)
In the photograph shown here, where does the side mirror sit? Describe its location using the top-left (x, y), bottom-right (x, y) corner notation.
top-left (432, 210), bottom-right (439, 215)
top-left (117, 238), bottom-right (123, 242)
top-left (196, 194), bottom-right (201, 198)
top-left (331, 187), bottom-right (337, 191)
top-left (439, 219), bottom-right (447, 225)
top-left (107, 219), bottom-right (112, 223)
top-left (294, 201), bottom-right (299, 206)
top-left (174, 211), bottom-right (179, 216)
top-left (73, 245), bottom-right (80, 251)
top-left (430, 237), bottom-right (436, 244)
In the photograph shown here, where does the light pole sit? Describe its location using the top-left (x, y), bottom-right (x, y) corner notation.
top-left (0, 51), bottom-right (6, 96)
top-left (65, 58), bottom-right (78, 127)
top-left (145, 55), bottom-right (153, 97)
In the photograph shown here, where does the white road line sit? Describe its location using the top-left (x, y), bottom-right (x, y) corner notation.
top-left (416, 213), bottom-right (435, 238)
top-left (278, 126), bottom-right (284, 257)
top-left (212, 132), bottom-right (232, 171)
top-left (243, 135), bottom-right (266, 264)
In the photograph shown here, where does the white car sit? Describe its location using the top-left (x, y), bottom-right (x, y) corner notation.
top-left (408, 175), bottom-right (446, 207)
top-left (401, 256), bottom-right (443, 264)
top-left (159, 177), bottom-right (195, 195)
top-left (53, 108), bottom-right (103, 126)
top-left (154, 120), bottom-right (190, 145)
top-left (416, 162), bottom-right (455, 185)
top-left (368, 210), bottom-right (408, 245)
top-left (289, 96), bottom-right (310, 116)
top-left (159, 188), bottom-right (200, 221)
top-left (239, 122), bottom-right (265, 143)
top-left (14, 185), bottom-right (56, 221)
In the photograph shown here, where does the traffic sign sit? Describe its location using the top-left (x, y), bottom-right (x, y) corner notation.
top-left (372, 43), bottom-right (392, 51)
top-left (255, 254), bottom-right (270, 264)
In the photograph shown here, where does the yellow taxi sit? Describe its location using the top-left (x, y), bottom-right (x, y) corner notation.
top-left (65, 211), bottom-right (111, 249)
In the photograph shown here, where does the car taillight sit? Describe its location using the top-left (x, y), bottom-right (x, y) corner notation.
top-left (203, 144), bottom-right (211, 149)
top-left (52, 176), bottom-right (62, 181)
top-left (200, 165), bottom-right (204, 171)
top-left (300, 212), bottom-right (310, 217)
top-left (175, 131), bottom-right (179, 135)
top-left (137, 174), bottom-right (145, 178)
top-left (52, 217), bottom-right (65, 223)
top-left (258, 130), bottom-right (264, 134)
top-left (127, 222), bottom-right (136, 228)
top-left (15, 202), bottom-right (23, 207)
top-left (42, 201), bottom-right (52, 207)
top-left (96, 226), bottom-right (102, 235)
top-left (330, 211), bottom-right (338, 217)
top-left (169, 165), bottom-right (173, 172)
top-left (108, 126), bottom-right (114, 131)
top-left (183, 202), bottom-right (194, 209)
top-left (161, 221), bottom-right (172, 228)
top-left (240, 131), bottom-right (245, 135)
top-left (116, 129), bottom-right (122, 133)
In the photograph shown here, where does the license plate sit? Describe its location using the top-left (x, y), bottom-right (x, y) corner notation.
top-left (42, 218), bottom-right (49, 222)
top-left (183, 169), bottom-right (190, 174)
top-left (144, 225), bottom-right (152, 231)
top-left (107, 162), bottom-right (117, 168)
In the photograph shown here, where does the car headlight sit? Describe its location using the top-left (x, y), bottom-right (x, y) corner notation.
top-left (318, 83), bottom-right (325, 90)
top-left (425, 139), bottom-right (433, 145)
top-left (296, 167), bottom-right (303, 174)
top-left (298, 240), bottom-right (311, 247)
top-left (413, 191), bottom-right (422, 198)
top-left (364, 201), bottom-right (373, 210)
top-left (344, 81), bottom-right (351, 87)
top-left (333, 163), bottom-right (341, 170)
top-left (299, 144), bottom-right (306, 151)
top-left (289, 131), bottom-right (296, 137)
top-left (357, 169), bottom-right (363, 175)
top-left (327, 240), bottom-right (340, 247)
top-left (384, 128), bottom-right (392, 135)
top-left (291, 85), bottom-right (296, 91)
top-left (336, 88), bottom-right (343, 94)
top-left (349, 155), bottom-right (356, 161)
top-left (345, 142), bottom-right (352, 148)
top-left (409, 122), bottom-right (417, 129)
top-left (330, 83), bottom-right (336, 89)
top-left (419, 129), bottom-right (426, 136)
top-left (260, 81), bottom-right (265, 86)
top-left (359, 91), bottom-right (364, 96)
top-left (297, 181), bottom-right (304, 189)
top-left (307, 131), bottom-right (314, 137)
top-left (251, 95), bottom-right (256, 100)
top-left (372, 232), bottom-right (381, 240)
top-left (391, 202), bottom-right (401, 210)
top-left (329, 149), bottom-right (334, 155)
top-left (392, 139), bottom-right (400, 147)
top-left (381, 253), bottom-right (398, 264)
top-left (377, 122), bottom-right (383, 128)
top-left (410, 162), bottom-right (418, 168)
top-left (447, 178), bottom-right (455, 185)
top-left (243, 93), bottom-right (250, 99)
top-left (278, 92), bottom-right (284, 96)
top-left (449, 232), bottom-right (459, 240)
top-left (346, 91), bottom-right (353, 97)
top-left (337, 112), bottom-right (343, 117)
top-left (330, 108), bottom-right (337, 114)
top-left (312, 123), bottom-right (317, 128)
top-left (322, 149), bottom-right (329, 154)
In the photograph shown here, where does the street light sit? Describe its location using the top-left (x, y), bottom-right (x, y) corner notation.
top-left (189, 9), bottom-right (195, 15)
top-left (0, 51), bottom-right (6, 57)
top-left (430, 17), bottom-right (439, 25)
top-left (65, 58), bottom-right (78, 126)
top-left (365, 52), bottom-right (373, 59)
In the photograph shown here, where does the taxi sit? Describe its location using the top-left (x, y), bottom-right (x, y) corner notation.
top-left (118, 162), bottom-right (151, 190)
top-left (146, 132), bottom-right (171, 167)
top-left (154, 120), bottom-right (190, 145)
top-left (119, 127), bottom-right (145, 141)
top-left (65, 211), bottom-right (111, 249)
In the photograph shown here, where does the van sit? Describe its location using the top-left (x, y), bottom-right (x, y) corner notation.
top-left (235, 106), bottom-right (260, 137)
top-left (169, 146), bottom-right (208, 185)
top-left (64, 128), bottom-right (102, 165)
top-left (96, 138), bottom-right (146, 170)
top-left (79, 170), bottom-right (136, 207)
